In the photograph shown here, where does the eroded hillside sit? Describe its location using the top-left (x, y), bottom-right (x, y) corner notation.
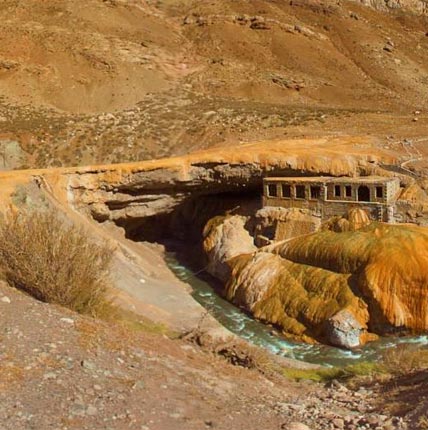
top-left (0, 0), bottom-right (427, 168)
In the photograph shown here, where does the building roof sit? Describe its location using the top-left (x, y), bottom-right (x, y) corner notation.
top-left (264, 176), bottom-right (399, 184)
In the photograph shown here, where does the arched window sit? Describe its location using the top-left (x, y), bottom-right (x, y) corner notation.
top-left (357, 185), bottom-right (370, 202)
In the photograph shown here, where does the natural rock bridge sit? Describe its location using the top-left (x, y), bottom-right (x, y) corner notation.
top-left (0, 135), bottom-right (420, 347)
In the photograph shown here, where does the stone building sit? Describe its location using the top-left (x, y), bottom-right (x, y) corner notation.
top-left (263, 176), bottom-right (401, 222)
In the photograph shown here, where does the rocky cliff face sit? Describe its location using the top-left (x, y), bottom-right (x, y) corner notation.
top-left (357, 0), bottom-right (428, 14)
top-left (64, 136), bottom-right (400, 234)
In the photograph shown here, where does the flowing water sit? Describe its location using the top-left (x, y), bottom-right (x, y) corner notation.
top-left (165, 252), bottom-right (428, 367)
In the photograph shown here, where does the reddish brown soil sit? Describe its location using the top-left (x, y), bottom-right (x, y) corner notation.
top-left (0, 279), bottom-right (417, 430)
top-left (0, 0), bottom-right (427, 168)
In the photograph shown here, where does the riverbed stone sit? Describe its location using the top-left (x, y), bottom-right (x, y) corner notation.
top-left (324, 310), bottom-right (363, 349)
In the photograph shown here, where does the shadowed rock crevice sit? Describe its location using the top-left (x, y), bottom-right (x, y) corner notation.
top-left (121, 190), bottom-right (261, 245)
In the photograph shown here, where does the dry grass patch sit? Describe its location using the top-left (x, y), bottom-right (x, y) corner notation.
top-left (115, 308), bottom-right (177, 338)
top-left (0, 209), bottom-right (113, 317)
top-left (75, 319), bottom-right (103, 350)
top-left (0, 363), bottom-right (24, 390)
top-left (381, 344), bottom-right (428, 376)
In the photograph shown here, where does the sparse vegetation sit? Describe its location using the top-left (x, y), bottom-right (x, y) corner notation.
top-left (381, 344), bottom-right (428, 376)
top-left (0, 209), bottom-right (113, 317)
top-left (283, 345), bottom-right (428, 383)
top-left (115, 308), bottom-right (177, 338)
top-left (282, 361), bottom-right (381, 383)
top-left (215, 340), bottom-right (276, 373)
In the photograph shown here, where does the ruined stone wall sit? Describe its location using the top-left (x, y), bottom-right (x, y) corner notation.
top-left (322, 201), bottom-right (383, 221)
top-left (263, 196), bottom-right (321, 213)
top-left (263, 197), bottom-right (387, 222)
top-left (263, 177), bottom-right (401, 223)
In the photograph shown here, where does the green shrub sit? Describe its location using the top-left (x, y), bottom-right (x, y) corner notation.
top-left (0, 209), bottom-right (112, 316)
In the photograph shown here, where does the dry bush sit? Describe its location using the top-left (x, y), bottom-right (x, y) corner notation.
top-left (381, 344), bottom-right (428, 376)
top-left (419, 416), bottom-right (428, 430)
top-left (214, 340), bottom-right (275, 373)
top-left (0, 209), bottom-right (112, 316)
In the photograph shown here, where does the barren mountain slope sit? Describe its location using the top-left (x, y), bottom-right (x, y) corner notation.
top-left (0, 0), bottom-right (427, 168)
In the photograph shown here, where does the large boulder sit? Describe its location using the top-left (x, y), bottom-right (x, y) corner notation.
top-left (324, 310), bottom-right (363, 349)
top-left (202, 215), bottom-right (256, 282)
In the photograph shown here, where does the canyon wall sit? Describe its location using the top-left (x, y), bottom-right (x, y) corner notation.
top-left (357, 0), bottom-right (428, 14)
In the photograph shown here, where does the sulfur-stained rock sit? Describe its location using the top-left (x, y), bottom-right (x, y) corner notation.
top-left (225, 251), bottom-right (370, 346)
top-left (204, 215), bottom-right (428, 347)
top-left (273, 222), bottom-right (428, 334)
top-left (324, 208), bottom-right (371, 233)
top-left (348, 208), bottom-right (371, 231)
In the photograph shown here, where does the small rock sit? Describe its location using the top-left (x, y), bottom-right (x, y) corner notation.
top-left (250, 17), bottom-right (270, 30)
top-left (81, 360), bottom-right (96, 371)
top-left (203, 111), bottom-right (217, 119)
top-left (60, 318), bottom-right (75, 324)
top-left (329, 379), bottom-right (348, 391)
top-left (282, 423), bottom-right (311, 430)
top-left (43, 372), bottom-right (57, 380)
top-left (1, 296), bottom-right (11, 304)
top-left (86, 405), bottom-right (97, 416)
top-left (332, 418), bottom-right (345, 429)
top-left (132, 380), bottom-right (145, 390)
